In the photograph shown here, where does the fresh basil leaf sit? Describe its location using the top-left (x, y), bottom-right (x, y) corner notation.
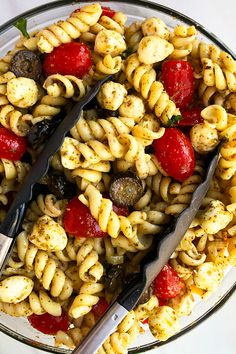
top-left (167, 115), bottom-right (183, 127)
top-left (14, 18), bottom-right (30, 39)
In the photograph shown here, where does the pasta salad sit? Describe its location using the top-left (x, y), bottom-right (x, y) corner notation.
top-left (0, 3), bottom-right (235, 352)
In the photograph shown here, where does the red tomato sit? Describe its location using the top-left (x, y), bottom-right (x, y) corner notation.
top-left (153, 128), bottom-right (195, 182)
top-left (28, 312), bottom-right (69, 335)
top-left (153, 264), bottom-right (184, 299)
top-left (63, 197), bottom-right (108, 238)
top-left (162, 60), bottom-right (194, 109)
top-left (0, 126), bottom-right (26, 161)
top-left (178, 107), bottom-right (203, 127)
top-left (43, 42), bottom-right (92, 78)
top-left (92, 298), bottom-right (109, 318)
top-left (101, 6), bottom-right (116, 18)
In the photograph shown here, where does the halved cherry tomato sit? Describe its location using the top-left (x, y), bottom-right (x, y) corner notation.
top-left (63, 197), bottom-right (108, 238)
top-left (101, 6), bottom-right (116, 18)
top-left (153, 128), bottom-right (195, 182)
top-left (92, 298), bottom-right (109, 318)
top-left (178, 107), bottom-right (203, 126)
top-left (43, 42), bottom-right (92, 78)
top-left (153, 264), bottom-right (184, 299)
top-left (28, 312), bottom-right (69, 335)
top-left (0, 126), bottom-right (26, 161)
top-left (63, 195), bottom-right (130, 239)
top-left (162, 60), bottom-right (194, 109)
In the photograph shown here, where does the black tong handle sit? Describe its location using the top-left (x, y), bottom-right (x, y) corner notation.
top-left (0, 75), bottom-right (111, 237)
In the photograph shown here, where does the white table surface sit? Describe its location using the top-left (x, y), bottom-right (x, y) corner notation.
top-left (0, 1), bottom-right (236, 353)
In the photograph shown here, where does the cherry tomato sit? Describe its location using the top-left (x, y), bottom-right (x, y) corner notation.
top-left (101, 6), bottom-right (116, 18)
top-left (153, 128), bottom-right (195, 182)
top-left (178, 107), bottom-right (203, 126)
top-left (153, 264), bottom-right (184, 300)
top-left (0, 126), bottom-right (26, 161)
top-left (162, 60), bottom-right (194, 109)
top-left (92, 298), bottom-right (109, 318)
top-left (43, 42), bottom-right (92, 78)
top-left (28, 312), bottom-right (69, 335)
top-left (63, 197), bottom-right (108, 238)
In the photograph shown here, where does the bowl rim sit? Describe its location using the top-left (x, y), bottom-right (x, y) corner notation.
top-left (0, 1), bottom-right (235, 353)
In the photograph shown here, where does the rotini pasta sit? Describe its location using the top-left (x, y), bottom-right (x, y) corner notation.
top-left (125, 53), bottom-right (179, 124)
top-left (36, 3), bottom-right (102, 53)
top-left (1, 5), bottom-right (236, 352)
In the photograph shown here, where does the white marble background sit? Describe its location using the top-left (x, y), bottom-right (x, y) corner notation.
top-left (0, 1), bottom-right (236, 354)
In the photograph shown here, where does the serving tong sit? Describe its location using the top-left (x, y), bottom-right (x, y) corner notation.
top-left (0, 75), bottom-right (112, 274)
top-left (72, 146), bottom-right (221, 354)
top-left (0, 74), bottom-right (221, 354)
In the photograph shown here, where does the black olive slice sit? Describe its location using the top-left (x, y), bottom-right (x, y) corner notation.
top-left (26, 115), bottom-right (62, 148)
top-left (9, 50), bottom-right (42, 81)
top-left (45, 171), bottom-right (76, 199)
top-left (109, 171), bottom-right (144, 207)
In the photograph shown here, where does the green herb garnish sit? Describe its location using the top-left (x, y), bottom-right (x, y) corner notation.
top-left (167, 115), bottom-right (183, 127)
top-left (14, 18), bottom-right (29, 39)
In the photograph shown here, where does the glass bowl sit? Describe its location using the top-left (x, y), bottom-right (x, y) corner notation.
top-left (0, 1), bottom-right (235, 353)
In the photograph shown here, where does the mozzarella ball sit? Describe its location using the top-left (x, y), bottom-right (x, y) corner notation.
top-left (7, 77), bottom-right (38, 108)
top-left (119, 95), bottom-right (145, 122)
top-left (198, 200), bottom-right (233, 234)
top-left (29, 215), bottom-right (67, 251)
top-left (142, 17), bottom-right (170, 40)
top-left (94, 29), bottom-right (126, 56)
top-left (0, 276), bottom-right (34, 304)
top-left (149, 306), bottom-right (180, 341)
top-left (193, 262), bottom-right (223, 291)
top-left (190, 122), bottom-right (219, 154)
top-left (60, 137), bottom-right (81, 169)
top-left (97, 81), bottom-right (127, 111)
top-left (138, 36), bottom-right (174, 64)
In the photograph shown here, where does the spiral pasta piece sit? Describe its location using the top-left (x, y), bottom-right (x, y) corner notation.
top-left (80, 11), bottom-right (127, 43)
top-left (92, 54), bottom-right (123, 80)
top-left (0, 300), bottom-right (33, 317)
top-left (70, 114), bottom-right (136, 142)
top-left (75, 238), bottom-right (104, 282)
top-left (145, 172), bottom-right (181, 203)
top-left (0, 104), bottom-right (31, 136)
top-left (125, 22), bottom-right (143, 53)
top-left (125, 53), bottom-right (179, 124)
top-left (16, 231), bottom-right (73, 300)
top-left (32, 95), bottom-right (68, 123)
top-left (60, 134), bottom-right (150, 180)
top-left (79, 184), bottom-right (146, 239)
top-left (24, 194), bottom-right (67, 222)
top-left (36, 3), bottom-right (102, 53)
top-left (0, 159), bottom-right (30, 182)
top-left (43, 74), bottom-right (89, 101)
top-left (170, 25), bottom-right (197, 59)
top-left (216, 139), bottom-right (236, 180)
top-left (69, 282), bottom-right (104, 318)
top-left (191, 40), bottom-right (236, 73)
top-left (202, 58), bottom-right (236, 92)
top-left (165, 163), bottom-right (205, 215)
